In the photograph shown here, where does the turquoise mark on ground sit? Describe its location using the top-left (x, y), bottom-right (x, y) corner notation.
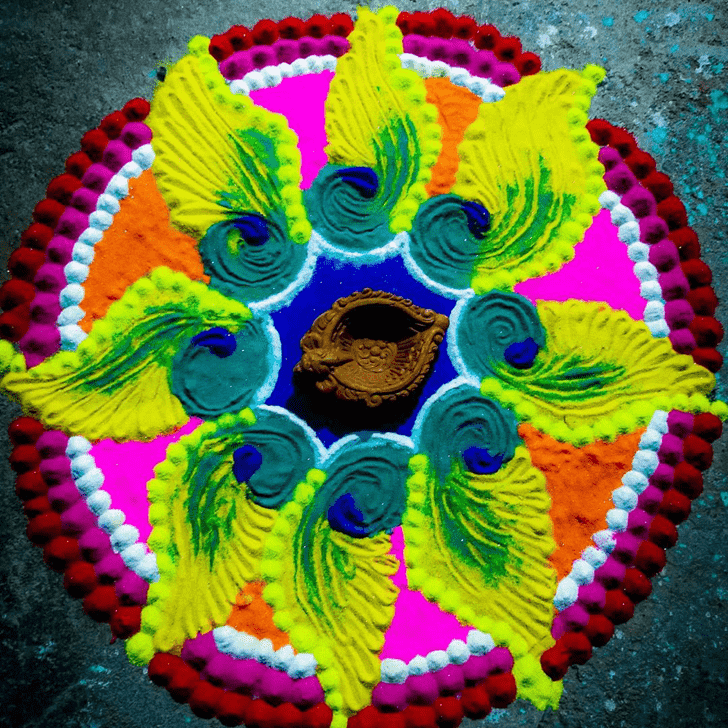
top-left (602, 16), bottom-right (614, 27)
top-left (633, 10), bottom-right (650, 23)
top-left (650, 127), bottom-right (668, 146)
top-left (670, 44), bottom-right (679, 53)
top-left (657, 73), bottom-right (670, 84)
top-left (671, 102), bottom-right (727, 222)
top-left (709, 90), bottom-right (728, 118)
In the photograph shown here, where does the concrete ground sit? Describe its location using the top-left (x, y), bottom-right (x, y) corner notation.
top-left (0, 1), bottom-right (725, 727)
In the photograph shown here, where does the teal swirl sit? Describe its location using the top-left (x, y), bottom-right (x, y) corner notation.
top-left (416, 383), bottom-right (520, 482)
top-left (304, 166), bottom-right (390, 251)
top-left (305, 436), bottom-right (412, 546)
top-left (171, 317), bottom-right (274, 418)
top-left (199, 213), bottom-right (307, 304)
top-left (409, 194), bottom-right (484, 290)
top-left (304, 120), bottom-right (418, 253)
top-left (242, 408), bottom-right (320, 509)
top-left (456, 291), bottom-right (545, 379)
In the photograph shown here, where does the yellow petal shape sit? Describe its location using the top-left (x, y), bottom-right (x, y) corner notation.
top-left (451, 67), bottom-right (606, 290)
top-left (323, 6), bottom-right (441, 232)
top-left (1, 268), bottom-right (251, 442)
top-left (480, 300), bottom-right (717, 444)
top-left (139, 410), bottom-right (277, 655)
top-left (403, 449), bottom-right (560, 708)
top-left (147, 38), bottom-right (310, 242)
top-left (262, 471), bottom-right (398, 721)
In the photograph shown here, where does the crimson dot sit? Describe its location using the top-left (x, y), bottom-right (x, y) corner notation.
top-left (461, 683), bottom-right (491, 720)
top-left (15, 469), bottom-right (48, 500)
top-left (189, 681), bottom-right (224, 719)
top-left (8, 417), bottom-right (45, 445)
top-left (584, 614), bottom-right (615, 647)
top-left (278, 17), bottom-right (305, 39)
top-left (27, 511), bottom-right (63, 545)
top-left (474, 23), bottom-right (500, 50)
top-left (433, 696), bottom-right (464, 728)
top-left (209, 34), bottom-right (234, 62)
top-left (65, 151), bottom-right (94, 177)
top-left (494, 36), bottom-right (522, 62)
top-left (122, 98), bottom-right (151, 121)
top-left (586, 118), bottom-right (614, 145)
top-left (429, 8), bottom-right (456, 38)
top-left (32, 198), bottom-right (66, 227)
top-left (305, 14), bottom-right (331, 39)
top-left (634, 541), bottom-right (667, 577)
top-left (683, 433), bottom-right (714, 470)
top-left (329, 13), bottom-right (354, 37)
top-left (10, 444), bottom-right (42, 473)
top-left (624, 149), bottom-right (656, 178)
top-left (621, 567), bottom-right (653, 603)
top-left (516, 51), bottom-right (542, 75)
top-left (43, 536), bottom-right (81, 572)
top-left (404, 704), bottom-right (437, 728)
top-left (411, 13), bottom-right (436, 37)
top-left (692, 347), bottom-right (722, 373)
top-left (484, 672), bottom-right (517, 708)
top-left (80, 129), bottom-right (109, 161)
top-left (63, 560), bottom-right (99, 598)
top-left (540, 644), bottom-right (570, 680)
top-left (110, 605), bottom-right (142, 639)
top-left (642, 171), bottom-right (674, 201)
top-left (649, 514), bottom-right (679, 549)
top-left (82, 585), bottom-right (119, 622)
top-left (99, 111), bottom-right (128, 139)
top-left (217, 691), bottom-right (252, 726)
top-left (251, 19), bottom-right (279, 45)
top-left (23, 495), bottom-right (51, 519)
top-left (603, 589), bottom-right (634, 624)
top-left (453, 16), bottom-right (477, 39)
top-left (687, 286), bottom-right (719, 316)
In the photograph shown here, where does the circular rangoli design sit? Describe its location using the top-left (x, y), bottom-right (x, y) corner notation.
top-left (1, 7), bottom-right (725, 728)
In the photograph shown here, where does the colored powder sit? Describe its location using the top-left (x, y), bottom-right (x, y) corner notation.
top-left (225, 581), bottom-right (292, 649)
top-left (424, 77), bottom-right (482, 196)
top-left (89, 417), bottom-right (202, 540)
top-left (519, 424), bottom-right (645, 579)
top-left (514, 209), bottom-right (645, 321)
top-left (251, 73), bottom-right (333, 189)
top-left (80, 171), bottom-right (208, 332)
top-left (381, 526), bottom-right (471, 661)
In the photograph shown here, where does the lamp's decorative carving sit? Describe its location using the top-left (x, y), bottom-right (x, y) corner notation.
top-left (295, 289), bottom-right (449, 407)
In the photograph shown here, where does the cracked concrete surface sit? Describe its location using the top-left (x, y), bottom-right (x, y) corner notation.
top-left (0, 1), bottom-right (725, 727)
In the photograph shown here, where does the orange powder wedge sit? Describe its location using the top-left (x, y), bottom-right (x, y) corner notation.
top-left (519, 424), bottom-right (645, 580)
top-left (225, 581), bottom-right (291, 649)
top-left (424, 77), bottom-right (482, 196)
top-left (79, 170), bottom-right (209, 331)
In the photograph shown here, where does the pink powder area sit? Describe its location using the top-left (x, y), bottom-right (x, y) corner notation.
top-left (381, 527), bottom-right (471, 661)
top-left (514, 209), bottom-right (645, 320)
top-left (89, 418), bottom-right (203, 541)
top-left (251, 72), bottom-right (333, 189)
